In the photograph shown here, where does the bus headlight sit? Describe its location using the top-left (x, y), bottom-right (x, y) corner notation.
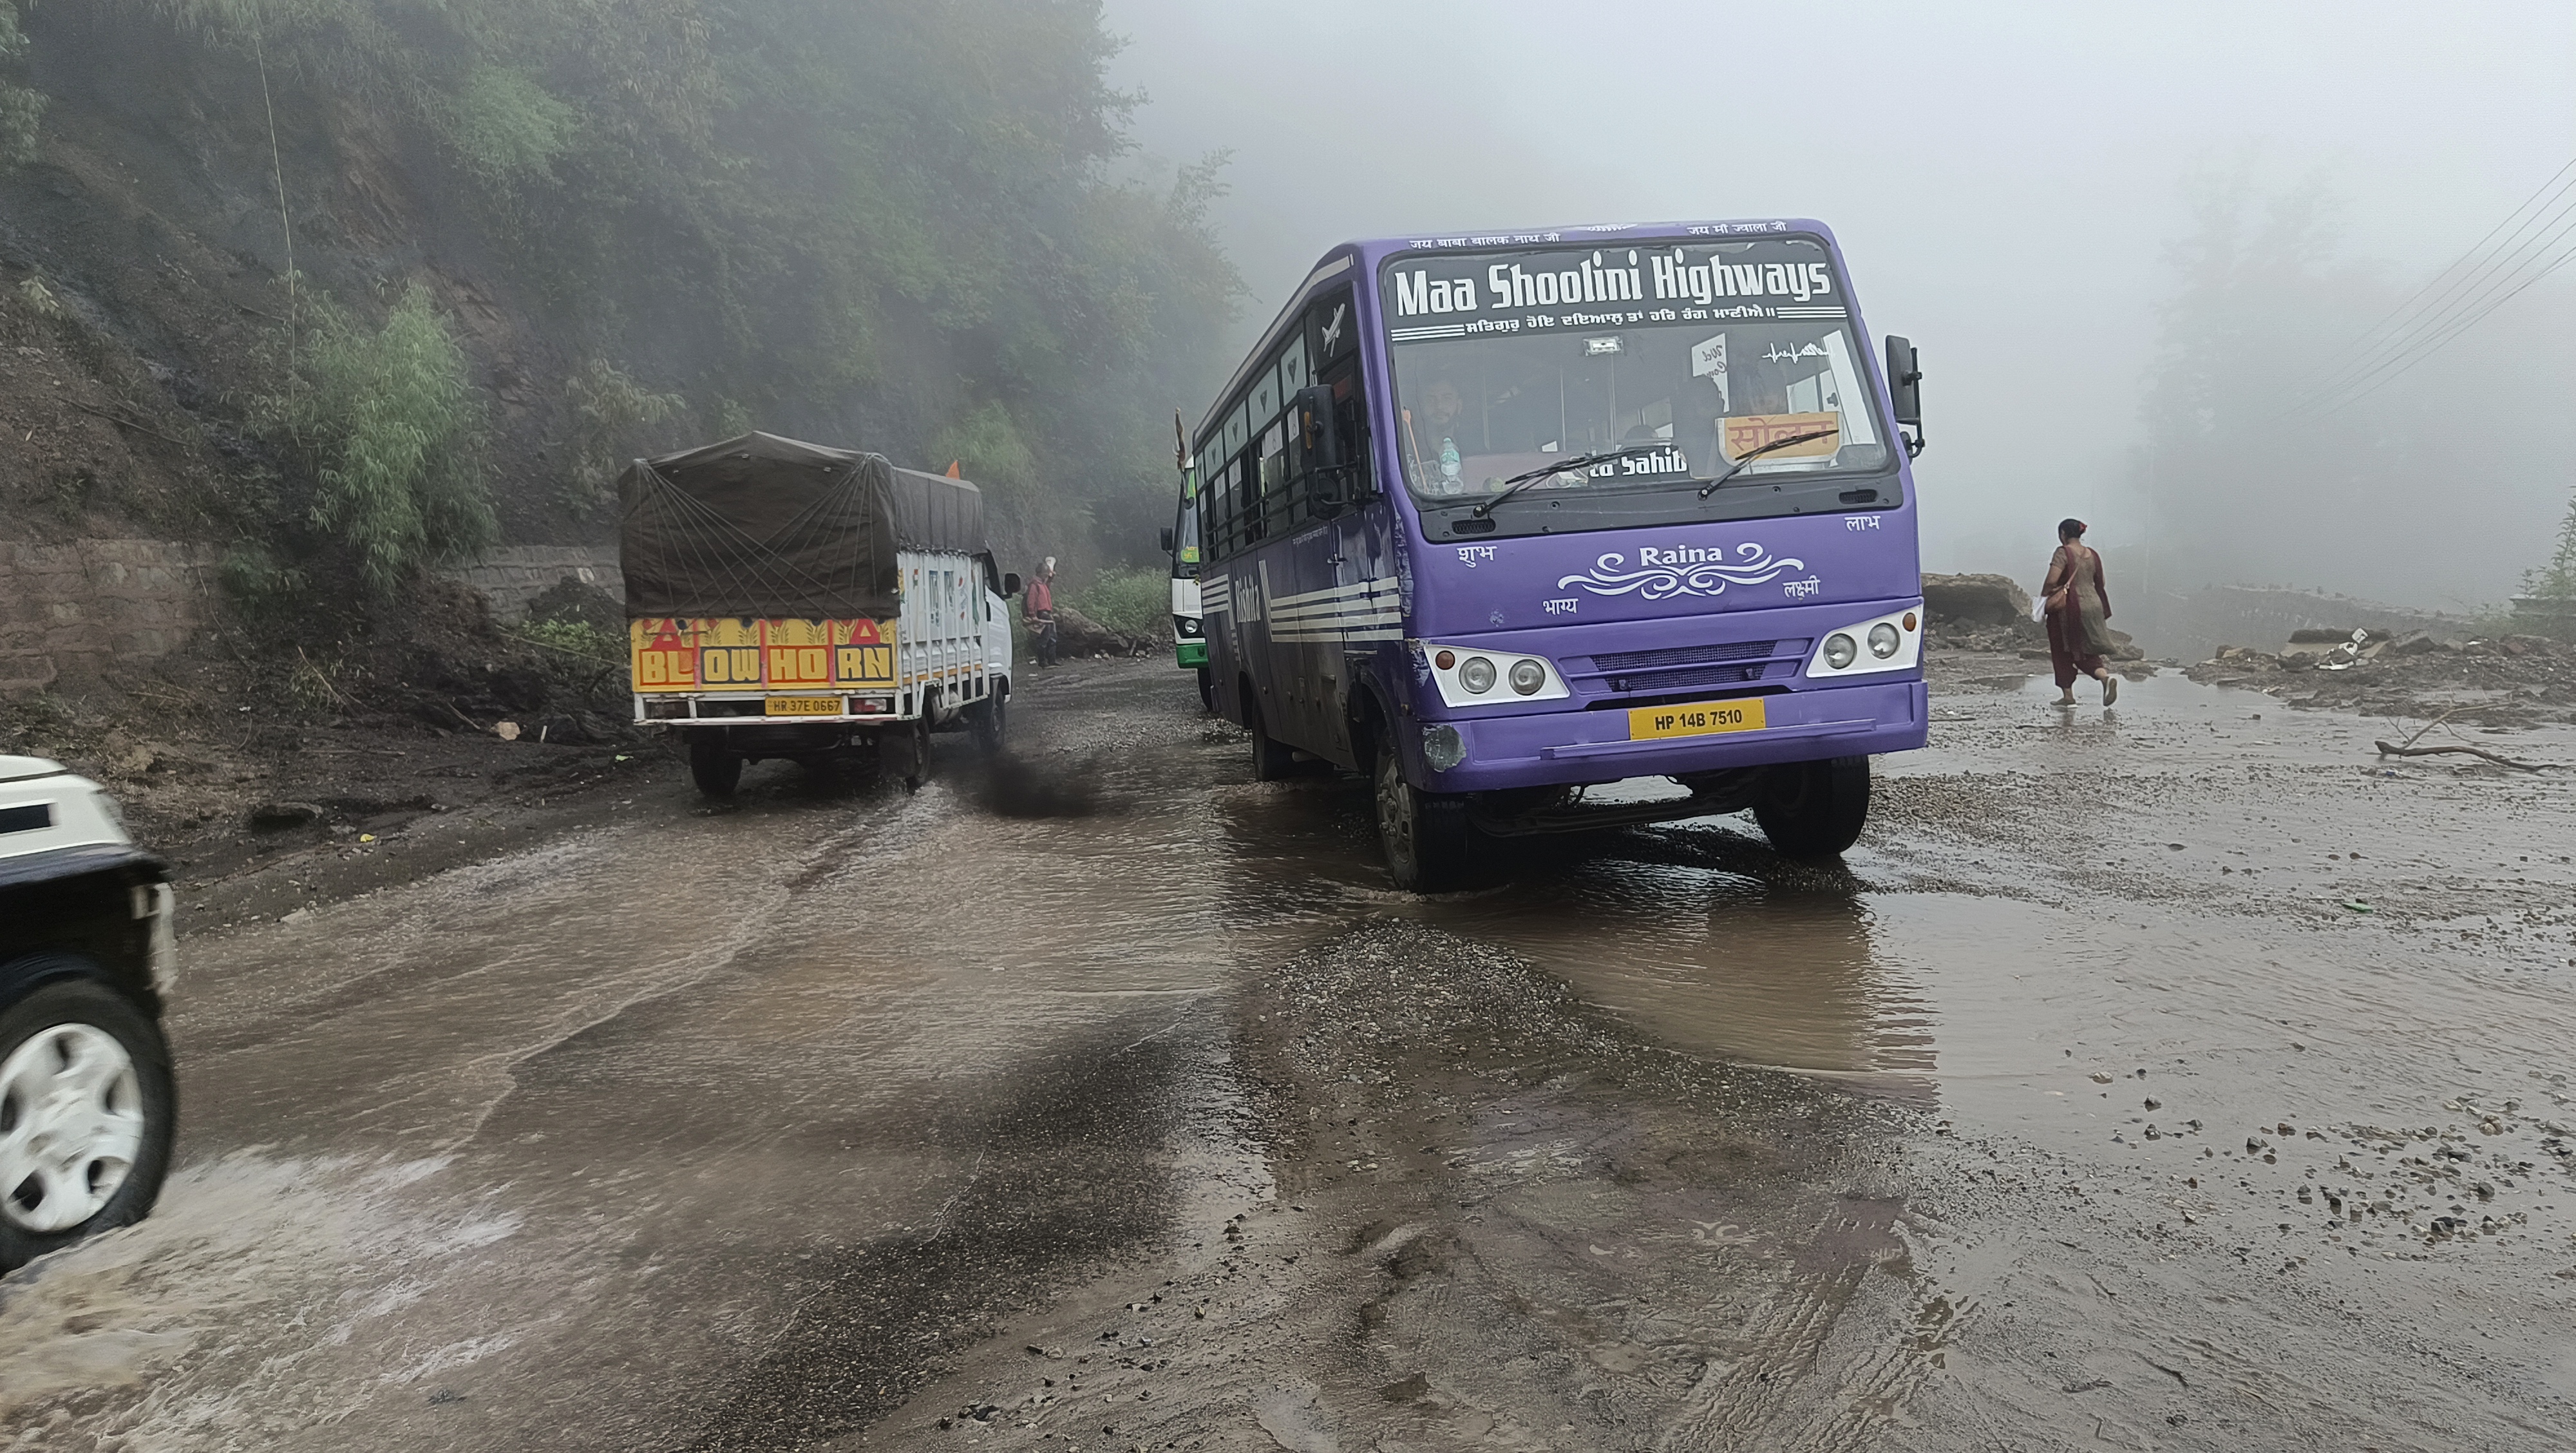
top-left (1416, 641), bottom-right (1569, 707)
top-left (1806, 604), bottom-right (1923, 678)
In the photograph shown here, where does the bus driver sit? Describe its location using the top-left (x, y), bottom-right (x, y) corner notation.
top-left (1404, 378), bottom-right (1470, 494)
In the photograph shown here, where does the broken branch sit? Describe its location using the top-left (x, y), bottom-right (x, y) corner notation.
top-left (2372, 741), bottom-right (2556, 772)
top-left (2394, 706), bottom-right (2467, 752)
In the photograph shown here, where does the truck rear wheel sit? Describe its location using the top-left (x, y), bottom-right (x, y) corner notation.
top-left (1752, 755), bottom-right (1871, 859)
top-left (880, 717), bottom-right (931, 793)
top-left (688, 736), bottom-right (742, 797)
top-left (1195, 667), bottom-right (1215, 714)
top-left (1374, 738), bottom-right (1474, 892)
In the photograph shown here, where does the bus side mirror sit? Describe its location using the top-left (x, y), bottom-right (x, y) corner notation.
top-left (1884, 335), bottom-right (1926, 457)
top-left (1159, 526), bottom-right (1175, 555)
top-left (1002, 573), bottom-right (1023, 597)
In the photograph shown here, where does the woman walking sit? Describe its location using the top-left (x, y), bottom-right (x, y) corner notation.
top-left (2043, 518), bottom-right (2117, 706)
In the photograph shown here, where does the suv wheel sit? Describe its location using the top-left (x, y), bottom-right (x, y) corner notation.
top-left (0, 974), bottom-right (176, 1272)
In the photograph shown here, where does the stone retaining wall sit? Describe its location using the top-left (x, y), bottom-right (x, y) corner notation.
top-left (0, 540), bottom-right (625, 694)
top-left (446, 547), bottom-right (623, 622)
top-left (0, 539), bottom-right (218, 692)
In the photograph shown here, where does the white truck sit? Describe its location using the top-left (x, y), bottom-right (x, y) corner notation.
top-left (621, 433), bottom-right (1017, 795)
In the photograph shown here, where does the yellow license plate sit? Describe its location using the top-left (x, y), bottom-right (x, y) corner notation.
top-left (1627, 697), bottom-right (1768, 741)
top-left (764, 696), bottom-right (842, 717)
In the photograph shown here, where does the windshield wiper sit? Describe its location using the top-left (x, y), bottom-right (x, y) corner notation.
top-left (1694, 428), bottom-right (1840, 497)
top-left (1468, 444), bottom-right (1669, 518)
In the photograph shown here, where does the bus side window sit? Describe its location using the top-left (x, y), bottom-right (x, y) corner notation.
top-left (1255, 424), bottom-right (1286, 540)
top-left (1200, 456), bottom-right (1226, 563)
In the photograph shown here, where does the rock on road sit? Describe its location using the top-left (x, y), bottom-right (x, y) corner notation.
top-left (3, 659), bottom-right (2573, 1452)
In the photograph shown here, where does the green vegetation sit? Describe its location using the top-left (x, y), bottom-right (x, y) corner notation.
top-left (444, 64), bottom-right (577, 184)
top-left (2524, 490), bottom-right (2576, 602)
top-left (1067, 564), bottom-right (1170, 638)
top-left (90, 0), bottom-right (1240, 576)
top-left (261, 285), bottom-right (495, 596)
top-left (216, 542), bottom-right (310, 611)
top-left (565, 358), bottom-right (683, 507)
top-left (0, 2), bottom-right (42, 166)
top-left (512, 615), bottom-right (620, 666)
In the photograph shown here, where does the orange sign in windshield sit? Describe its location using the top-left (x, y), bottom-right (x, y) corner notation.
top-left (1720, 412), bottom-right (1841, 462)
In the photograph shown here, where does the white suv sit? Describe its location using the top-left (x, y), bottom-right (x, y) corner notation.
top-left (0, 754), bottom-right (176, 1273)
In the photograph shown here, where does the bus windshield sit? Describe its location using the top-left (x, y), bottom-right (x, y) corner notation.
top-left (1381, 236), bottom-right (1894, 530)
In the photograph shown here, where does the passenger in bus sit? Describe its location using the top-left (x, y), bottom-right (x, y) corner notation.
top-left (2042, 519), bottom-right (2117, 706)
top-left (1405, 379), bottom-right (1470, 493)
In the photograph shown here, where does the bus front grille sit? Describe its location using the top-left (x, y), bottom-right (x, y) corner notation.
top-left (1577, 639), bottom-right (1814, 696)
top-left (1600, 660), bottom-right (1799, 694)
top-left (1591, 640), bottom-right (1786, 671)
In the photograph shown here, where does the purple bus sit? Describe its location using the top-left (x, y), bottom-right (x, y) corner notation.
top-left (1193, 220), bottom-right (1927, 889)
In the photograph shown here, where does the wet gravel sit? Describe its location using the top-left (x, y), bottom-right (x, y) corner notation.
top-left (3, 653), bottom-right (2573, 1451)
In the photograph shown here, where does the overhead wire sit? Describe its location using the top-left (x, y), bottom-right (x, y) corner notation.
top-left (2278, 155), bottom-right (2576, 417)
top-left (2290, 157), bottom-right (2576, 404)
top-left (2309, 215), bottom-right (2576, 414)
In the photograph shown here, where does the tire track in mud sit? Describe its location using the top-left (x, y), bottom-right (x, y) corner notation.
top-left (1188, 920), bottom-right (1934, 1450)
top-left (1654, 1197), bottom-right (1960, 1452)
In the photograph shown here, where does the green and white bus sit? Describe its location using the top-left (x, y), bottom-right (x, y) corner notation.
top-left (1160, 461), bottom-right (1212, 708)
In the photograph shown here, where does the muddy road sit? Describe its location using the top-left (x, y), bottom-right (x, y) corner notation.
top-left (5, 658), bottom-right (2575, 1452)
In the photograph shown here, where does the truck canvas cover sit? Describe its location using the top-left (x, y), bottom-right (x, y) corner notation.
top-left (620, 432), bottom-right (986, 620)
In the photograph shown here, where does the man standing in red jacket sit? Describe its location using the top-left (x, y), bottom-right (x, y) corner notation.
top-left (1023, 556), bottom-right (1059, 667)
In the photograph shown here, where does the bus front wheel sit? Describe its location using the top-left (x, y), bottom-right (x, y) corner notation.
top-left (1753, 755), bottom-right (1870, 859)
top-left (1375, 742), bottom-right (1473, 892)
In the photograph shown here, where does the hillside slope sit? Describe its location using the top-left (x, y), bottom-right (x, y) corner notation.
top-left (0, 0), bottom-right (1234, 851)
top-left (0, 0), bottom-right (1235, 584)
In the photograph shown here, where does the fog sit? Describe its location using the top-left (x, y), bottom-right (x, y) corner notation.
top-left (1104, 0), bottom-right (2576, 621)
